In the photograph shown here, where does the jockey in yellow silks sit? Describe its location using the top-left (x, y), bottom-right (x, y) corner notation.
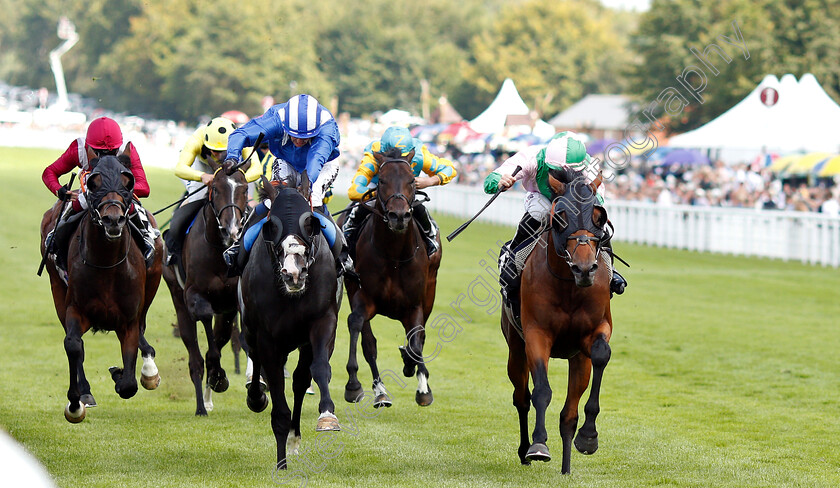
top-left (342, 126), bottom-right (457, 257)
top-left (162, 116), bottom-right (262, 266)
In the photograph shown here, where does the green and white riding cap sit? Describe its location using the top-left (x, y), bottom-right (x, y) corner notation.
top-left (543, 131), bottom-right (587, 171)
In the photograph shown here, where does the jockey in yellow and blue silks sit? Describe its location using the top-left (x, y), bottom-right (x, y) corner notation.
top-left (342, 126), bottom-right (457, 257)
top-left (221, 94), bottom-right (352, 276)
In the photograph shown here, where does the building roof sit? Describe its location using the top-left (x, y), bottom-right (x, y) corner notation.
top-left (548, 94), bottom-right (633, 130)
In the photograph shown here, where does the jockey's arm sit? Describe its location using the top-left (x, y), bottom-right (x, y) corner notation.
top-left (124, 142), bottom-right (150, 198)
top-left (43, 140), bottom-right (82, 195)
top-left (347, 150), bottom-right (380, 201)
top-left (226, 116), bottom-right (272, 163)
top-left (418, 145), bottom-right (457, 189)
top-left (483, 149), bottom-right (531, 194)
top-left (173, 127), bottom-right (206, 181)
top-left (240, 147), bottom-right (263, 183)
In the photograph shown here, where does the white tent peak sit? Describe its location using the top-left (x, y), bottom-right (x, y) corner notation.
top-left (469, 78), bottom-right (555, 138)
top-left (667, 73), bottom-right (840, 156)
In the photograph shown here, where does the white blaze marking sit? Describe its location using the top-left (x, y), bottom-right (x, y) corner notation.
top-left (281, 236), bottom-right (306, 281)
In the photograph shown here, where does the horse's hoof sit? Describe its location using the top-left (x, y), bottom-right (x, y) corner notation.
top-left (116, 382), bottom-right (138, 399)
top-left (525, 443), bottom-right (551, 462)
top-left (247, 392), bottom-right (269, 413)
top-left (245, 375), bottom-right (268, 393)
top-left (80, 394), bottom-right (97, 407)
top-left (373, 393), bottom-right (392, 408)
top-left (306, 385), bottom-right (315, 395)
top-left (415, 388), bottom-right (433, 407)
top-left (574, 433), bottom-right (598, 455)
top-left (344, 383), bottom-right (364, 403)
top-left (286, 433), bottom-right (302, 456)
top-left (398, 346), bottom-right (417, 377)
top-left (141, 373), bottom-right (161, 390)
top-left (316, 412), bottom-right (340, 431)
top-left (64, 401), bottom-right (86, 423)
top-left (209, 373), bottom-right (229, 393)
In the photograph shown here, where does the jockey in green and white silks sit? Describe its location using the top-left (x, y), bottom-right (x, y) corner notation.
top-left (483, 131), bottom-right (626, 304)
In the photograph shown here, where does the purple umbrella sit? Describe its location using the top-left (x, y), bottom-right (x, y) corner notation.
top-left (586, 138), bottom-right (618, 154)
top-left (661, 148), bottom-right (710, 166)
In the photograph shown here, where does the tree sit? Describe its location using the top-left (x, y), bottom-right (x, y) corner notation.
top-left (460, 0), bottom-right (630, 119)
top-left (627, 0), bottom-right (840, 134)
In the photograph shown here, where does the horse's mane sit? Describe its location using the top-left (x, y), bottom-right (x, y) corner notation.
top-left (378, 147), bottom-right (407, 161)
top-left (548, 166), bottom-right (584, 185)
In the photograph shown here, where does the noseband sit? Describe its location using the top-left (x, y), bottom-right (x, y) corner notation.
top-left (90, 198), bottom-right (129, 227)
top-left (207, 168), bottom-right (247, 232)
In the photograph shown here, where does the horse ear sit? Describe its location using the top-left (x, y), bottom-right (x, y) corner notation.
top-left (298, 170), bottom-right (311, 202)
top-left (548, 172), bottom-right (565, 196)
top-left (593, 206), bottom-right (608, 228)
top-left (406, 149), bottom-right (415, 161)
top-left (258, 175), bottom-right (278, 202)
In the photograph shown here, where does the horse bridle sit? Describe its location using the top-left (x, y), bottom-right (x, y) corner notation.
top-left (207, 168), bottom-right (247, 234)
top-left (81, 197), bottom-right (131, 269)
top-left (90, 198), bottom-right (129, 228)
top-left (375, 158), bottom-right (416, 220)
top-left (548, 194), bottom-right (606, 271)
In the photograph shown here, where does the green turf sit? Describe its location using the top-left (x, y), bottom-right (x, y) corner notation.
top-left (2, 146), bottom-right (839, 487)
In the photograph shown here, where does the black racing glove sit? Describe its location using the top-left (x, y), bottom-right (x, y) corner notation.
top-left (56, 184), bottom-right (71, 201)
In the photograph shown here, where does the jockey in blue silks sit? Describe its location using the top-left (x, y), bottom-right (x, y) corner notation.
top-left (221, 93), bottom-right (353, 277)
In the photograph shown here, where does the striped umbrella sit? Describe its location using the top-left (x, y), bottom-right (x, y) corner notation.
top-left (782, 152), bottom-right (831, 176)
top-left (814, 154), bottom-right (840, 177)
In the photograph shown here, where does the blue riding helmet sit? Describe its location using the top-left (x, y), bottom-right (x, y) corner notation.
top-left (379, 127), bottom-right (415, 156)
top-left (279, 94), bottom-right (332, 138)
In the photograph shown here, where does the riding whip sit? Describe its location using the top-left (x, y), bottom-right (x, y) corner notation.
top-left (38, 172), bottom-right (76, 276)
top-left (446, 165), bottom-right (521, 242)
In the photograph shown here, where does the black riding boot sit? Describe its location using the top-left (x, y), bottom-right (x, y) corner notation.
top-left (499, 214), bottom-right (542, 307)
top-left (45, 204), bottom-right (79, 274)
top-left (341, 205), bottom-right (365, 260)
top-left (413, 204), bottom-right (439, 257)
top-left (223, 205), bottom-right (265, 277)
top-left (129, 206), bottom-right (158, 268)
top-left (314, 206), bottom-right (355, 279)
top-left (602, 236), bottom-right (627, 297)
top-left (163, 200), bottom-right (204, 267)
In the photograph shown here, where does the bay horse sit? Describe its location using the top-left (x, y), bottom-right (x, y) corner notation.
top-left (501, 169), bottom-right (613, 474)
top-left (238, 174), bottom-right (341, 469)
top-left (162, 162), bottom-right (248, 415)
top-left (343, 147), bottom-right (441, 408)
top-left (39, 155), bottom-right (163, 423)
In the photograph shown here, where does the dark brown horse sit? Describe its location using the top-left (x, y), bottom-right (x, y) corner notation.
top-left (343, 148), bottom-right (441, 408)
top-left (40, 155), bottom-right (163, 423)
top-left (162, 163), bottom-right (248, 415)
top-left (239, 175), bottom-right (341, 470)
top-left (502, 169), bottom-right (613, 474)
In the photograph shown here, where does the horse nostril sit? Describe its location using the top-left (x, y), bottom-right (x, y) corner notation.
top-left (570, 264), bottom-right (582, 274)
top-left (590, 263), bottom-right (598, 273)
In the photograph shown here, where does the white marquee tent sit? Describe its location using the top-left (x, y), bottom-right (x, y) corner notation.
top-left (469, 78), bottom-right (556, 139)
top-left (668, 73), bottom-right (840, 156)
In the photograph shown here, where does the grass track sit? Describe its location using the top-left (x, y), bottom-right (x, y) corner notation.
top-left (1, 147), bottom-right (839, 487)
